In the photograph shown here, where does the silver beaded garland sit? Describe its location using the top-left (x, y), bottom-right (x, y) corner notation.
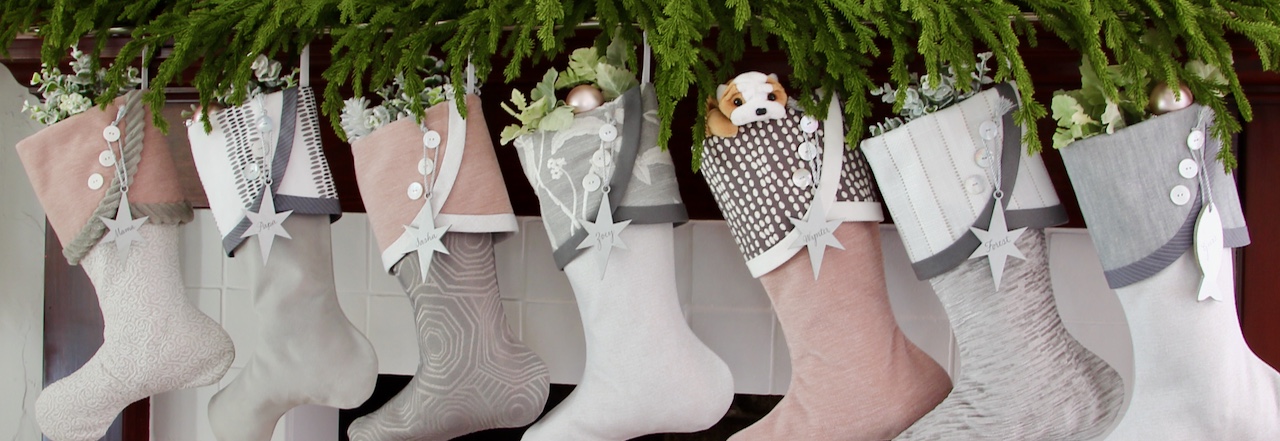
top-left (566, 84), bottom-right (605, 113)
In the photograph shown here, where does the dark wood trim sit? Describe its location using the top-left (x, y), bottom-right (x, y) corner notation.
top-left (1239, 103), bottom-right (1280, 369)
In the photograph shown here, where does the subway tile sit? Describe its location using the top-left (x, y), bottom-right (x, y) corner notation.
top-left (222, 250), bottom-right (252, 291)
top-left (367, 230), bottom-right (402, 295)
top-left (181, 212), bottom-right (223, 288)
top-left (689, 308), bottom-right (775, 395)
top-left (690, 222), bottom-right (770, 311)
top-left (1047, 230), bottom-right (1127, 325)
top-left (494, 222), bottom-right (527, 300)
top-left (502, 300), bottom-right (523, 340)
top-left (331, 214), bottom-right (369, 293)
top-left (365, 294), bottom-right (419, 375)
top-left (523, 220), bottom-right (576, 303)
top-left (221, 289), bottom-right (256, 368)
top-left (522, 301), bottom-right (586, 384)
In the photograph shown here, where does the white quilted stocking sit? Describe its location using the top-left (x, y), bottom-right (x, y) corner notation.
top-left (521, 224), bottom-right (735, 440)
top-left (207, 215), bottom-right (379, 441)
top-left (34, 224), bottom-right (234, 441)
top-left (1105, 252), bottom-right (1280, 440)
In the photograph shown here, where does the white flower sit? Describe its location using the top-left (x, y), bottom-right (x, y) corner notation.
top-left (366, 106), bottom-right (392, 132)
top-left (251, 55), bottom-right (283, 82)
top-left (58, 93), bottom-right (92, 116)
top-left (340, 97), bottom-right (374, 139)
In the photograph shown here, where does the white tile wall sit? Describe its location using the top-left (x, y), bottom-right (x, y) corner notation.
top-left (152, 213), bottom-right (1134, 441)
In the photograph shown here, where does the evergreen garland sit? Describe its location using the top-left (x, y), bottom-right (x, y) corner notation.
top-left (3, 0), bottom-right (1278, 169)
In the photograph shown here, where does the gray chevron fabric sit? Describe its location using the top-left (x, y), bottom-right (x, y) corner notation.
top-left (348, 232), bottom-right (550, 441)
top-left (894, 230), bottom-right (1124, 441)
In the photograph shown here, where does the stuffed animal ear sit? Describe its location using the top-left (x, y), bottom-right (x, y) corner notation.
top-left (767, 73), bottom-right (779, 82)
top-left (716, 84), bottom-right (729, 101)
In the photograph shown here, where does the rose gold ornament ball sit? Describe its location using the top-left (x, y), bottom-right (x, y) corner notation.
top-left (1150, 82), bottom-right (1195, 115)
top-left (567, 84), bottom-right (605, 113)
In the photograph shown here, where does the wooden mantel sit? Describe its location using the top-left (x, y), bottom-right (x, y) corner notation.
top-left (6, 30), bottom-right (1280, 441)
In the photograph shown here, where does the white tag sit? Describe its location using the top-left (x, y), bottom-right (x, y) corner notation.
top-left (241, 188), bottom-right (294, 263)
top-left (1193, 203), bottom-right (1224, 302)
top-left (969, 201), bottom-right (1028, 290)
top-left (576, 193), bottom-right (631, 279)
top-left (787, 196), bottom-right (844, 279)
top-left (99, 192), bottom-right (149, 260)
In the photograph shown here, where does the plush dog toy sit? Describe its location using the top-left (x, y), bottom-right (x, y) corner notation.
top-left (706, 72), bottom-right (788, 138)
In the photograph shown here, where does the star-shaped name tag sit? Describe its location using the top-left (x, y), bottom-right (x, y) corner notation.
top-left (577, 193), bottom-right (631, 278)
top-left (399, 203), bottom-right (450, 281)
top-left (241, 188), bottom-right (293, 262)
top-left (100, 192), bottom-right (149, 259)
top-left (788, 196), bottom-right (845, 279)
top-left (969, 201), bottom-right (1027, 290)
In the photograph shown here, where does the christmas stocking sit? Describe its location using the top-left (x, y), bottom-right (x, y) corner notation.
top-left (861, 83), bottom-right (1125, 440)
top-left (16, 91), bottom-right (234, 441)
top-left (1060, 104), bottom-right (1280, 440)
top-left (187, 86), bottom-right (379, 440)
top-left (513, 85), bottom-right (735, 440)
top-left (698, 79), bottom-right (952, 440)
top-left (345, 94), bottom-right (551, 440)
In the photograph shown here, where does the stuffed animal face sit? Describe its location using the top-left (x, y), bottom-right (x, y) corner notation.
top-left (716, 72), bottom-right (788, 126)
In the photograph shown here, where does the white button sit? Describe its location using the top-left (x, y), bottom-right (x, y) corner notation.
top-left (256, 116), bottom-right (274, 134)
top-left (598, 124), bottom-right (618, 142)
top-left (423, 130), bottom-right (441, 148)
top-left (102, 125), bottom-right (121, 143)
top-left (979, 121), bottom-right (999, 140)
top-left (798, 142), bottom-right (819, 161)
top-left (791, 168), bottom-right (813, 188)
top-left (244, 163), bottom-right (261, 180)
top-left (965, 175), bottom-right (986, 195)
top-left (592, 150), bottom-right (613, 168)
top-left (418, 158), bottom-right (435, 175)
top-left (407, 182), bottom-right (424, 200)
top-left (974, 148), bottom-right (995, 168)
top-left (800, 116), bottom-right (820, 133)
top-left (1179, 159), bottom-right (1199, 179)
top-left (1187, 130), bottom-right (1205, 151)
top-left (582, 173), bottom-right (602, 192)
top-left (87, 173), bottom-right (104, 190)
top-left (98, 150), bottom-right (116, 167)
top-left (1170, 185), bottom-right (1191, 206)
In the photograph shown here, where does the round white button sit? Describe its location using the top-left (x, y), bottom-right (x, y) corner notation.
top-left (407, 182), bottom-right (424, 200)
top-left (583, 173), bottom-right (602, 192)
top-left (1187, 130), bottom-right (1205, 151)
top-left (965, 175), bottom-right (986, 195)
top-left (598, 124), bottom-right (618, 142)
top-left (244, 163), bottom-right (261, 180)
top-left (98, 150), bottom-right (116, 167)
top-left (979, 121), bottom-right (999, 140)
top-left (798, 142), bottom-right (819, 161)
top-left (791, 168), bottom-right (813, 188)
top-left (1170, 185), bottom-right (1191, 206)
top-left (974, 148), bottom-right (995, 168)
top-left (592, 150), bottom-right (613, 168)
top-left (423, 130), bottom-right (441, 148)
top-left (418, 158), bottom-right (435, 175)
top-left (87, 173), bottom-right (104, 190)
top-left (800, 116), bottom-right (820, 133)
top-left (102, 126), bottom-right (121, 143)
top-left (257, 116), bottom-right (274, 134)
top-left (1178, 159), bottom-right (1199, 179)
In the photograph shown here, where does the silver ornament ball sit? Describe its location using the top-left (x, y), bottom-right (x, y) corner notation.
top-left (1150, 82), bottom-right (1194, 115)
top-left (567, 84), bottom-right (605, 113)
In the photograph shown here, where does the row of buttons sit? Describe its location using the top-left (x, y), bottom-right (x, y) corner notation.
top-left (963, 120), bottom-right (1002, 196)
top-left (581, 123), bottom-right (621, 193)
top-left (788, 117), bottom-right (822, 189)
top-left (407, 129), bottom-right (444, 200)
top-left (87, 126), bottom-right (123, 190)
top-left (1169, 129), bottom-right (1206, 206)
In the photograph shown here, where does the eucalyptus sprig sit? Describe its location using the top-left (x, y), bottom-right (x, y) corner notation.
top-left (499, 40), bottom-right (638, 145)
top-left (868, 52), bottom-right (996, 137)
top-left (340, 55), bottom-right (454, 140)
top-left (22, 46), bottom-right (141, 126)
top-left (1051, 58), bottom-right (1230, 150)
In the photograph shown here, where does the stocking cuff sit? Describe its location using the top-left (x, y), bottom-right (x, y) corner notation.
top-left (862, 83), bottom-right (1067, 280)
top-left (352, 95), bottom-right (518, 274)
top-left (16, 90), bottom-right (191, 265)
top-left (701, 95), bottom-right (882, 278)
top-left (1061, 105), bottom-right (1247, 288)
top-left (514, 85), bottom-right (687, 270)
top-left (188, 86), bottom-right (342, 257)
